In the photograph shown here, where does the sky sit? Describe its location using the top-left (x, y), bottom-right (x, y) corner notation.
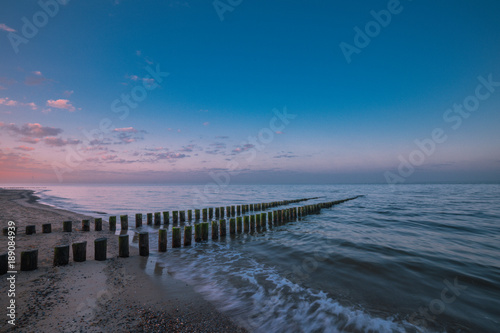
top-left (0, 0), bottom-right (499, 184)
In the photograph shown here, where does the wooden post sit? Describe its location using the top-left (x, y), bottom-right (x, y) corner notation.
top-left (201, 222), bottom-right (209, 241)
top-left (237, 205), bottom-right (241, 215)
top-left (220, 219), bottom-right (226, 237)
top-left (53, 245), bottom-right (69, 266)
top-left (226, 206), bottom-right (231, 217)
top-left (268, 212), bottom-right (273, 227)
top-left (72, 241), bottom-right (87, 262)
top-left (94, 238), bottom-right (107, 261)
top-left (139, 232), bottom-right (149, 256)
top-left (250, 215), bottom-right (256, 232)
top-left (172, 211), bottom-right (179, 224)
top-left (256, 214), bottom-right (261, 229)
top-left (188, 210), bottom-right (192, 221)
top-left (202, 208), bottom-right (208, 221)
top-left (215, 207), bottom-right (220, 219)
top-left (154, 212), bottom-right (161, 225)
top-left (209, 207), bottom-right (214, 219)
top-left (231, 206), bottom-right (236, 216)
top-left (119, 234), bottom-right (129, 257)
top-left (242, 205), bottom-right (246, 214)
top-left (212, 221), bottom-right (219, 240)
top-left (109, 217), bottom-right (116, 231)
top-left (180, 211), bottom-right (186, 222)
top-left (163, 211), bottom-right (170, 225)
top-left (119, 215), bottom-right (128, 231)
top-left (184, 226), bottom-right (192, 246)
top-left (42, 223), bottom-right (52, 233)
top-left (195, 223), bottom-right (202, 242)
top-left (135, 214), bottom-right (142, 228)
top-left (95, 218), bottom-right (102, 231)
top-left (147, 213), bottom-right (153, 225)
top-left (229, 218), bottom-right (236, 235)
top-left (261, 213), bottom-right (266, 229)
top-left (82, 220), bottom-right (90, 232)
top-left (21, 250), bottom-right (38, 271)
top-left (172, 227), bottom-right (181, 248)
top-left (220, 207), bottom-right (225, 218)
top-left (244, 216), bottom-right (249, 233)
top-left (26, 225), bottom-right (36, 235)
top-left (237, 217), bottom-right (243, 233)
top-left (0, 253), bottom-right (7, 275)
top-left (250, 204), bottom-right (254, 211)
top-left (158, 229), bottom-right (167, 252)
top-left (195, 209), bottom-right (200, 220)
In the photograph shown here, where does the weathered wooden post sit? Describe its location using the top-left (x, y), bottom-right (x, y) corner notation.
top-left (120, 215), bottom-right (128, 231)
top-left (95, 218), bottom-right (102, 231)
top-left (119, 234), bottom-right (129, 257)
top-left (21, 250), bottom-right (38, 271)
top-left (237, 217), bottom-right (243, 233)
top-left (261, 213), bottom-right (266, 229)
top-left (195, 209), bottom-right (201, 221)
top-left (180, 211), bottom-right (186, 222)
top-left (202, 208), bottom-right (207, 221)
top-left (244, 216), bottom-right (250, 233)
top-left (212, 220), bottom-right (219, 240)
top-left (220, 219), bottom-right (226, 237)
top-left (135, 214), bottom-right (142, 228)
top-left (139, 232), bottom-right (149, 256)
top-left (250, 215), bottom-right (256, 232)
top-left (242, 205), bottom-right (246, 214)
top-left (256, 214), bottom-right (261, 229)
top-left (0, 253), bottom-right (7, 275)
top-left (154, 212), bottom-right (161, 225)
top-left (53, 245), bottom-right (69, 266)
top-left (188, 210), bottom-right (192, 221)
top-left (201, 222), bottom-right (209, 241)
top-left (268, 212), bottom-right (273, 227)
top-left (226, 206), bottom-right (231, 217)
top-left (94, 238), bottom-right (107, 261)
top-left (184, 226), bottom-right (192, 246)
top-left (109, 217), bottom-right (116, 231)
top-left (209, 207), bottom-right (214, 219)
top-left (215, 207), bottom-right (220, 219)
top-left (172, 227), bottom-right (181, 248)
top-left (163, 211), bottom-right (170, 225)
top-left (220, 207), bottom-right (225, 218)
top-left (147, 213), bottom-right (153, 225)
top-left (172, 211), bottom-right (179, 224)
top-left (195, 223), bottom-right (202, 242)
top-left (158, 229), bottom-right (167, 252)
top-left (26, 225), bottom-right (36, 235)
top-left (42, 223), bottom-right (52, 233)
top-left (72, 241), bottom-right (87, 262)
top-left (82, 220), bottom-right (90, 232)
top-left (231, 206), bottom-right (236, 216)
top-left (230, 218), bottom-right (236, 235)
top-left (250, 204), bottom-right (254, 211)
top-left (237, 205), bottom-right (241, 215)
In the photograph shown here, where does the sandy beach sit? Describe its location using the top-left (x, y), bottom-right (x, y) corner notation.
top-left (0, 189), bottom-right (247, 333)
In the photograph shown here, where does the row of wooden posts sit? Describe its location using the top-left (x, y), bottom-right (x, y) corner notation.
top-left (0, 196), bottom-right (362, 274)
top-left (1, 197), bottom-right (322, 236)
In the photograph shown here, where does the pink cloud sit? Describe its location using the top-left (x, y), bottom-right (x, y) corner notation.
top-left (203, 122), bottom-right (210, 126)
top-left (0, 97), bottom-right (38, 110)
top-left (32, 71), bottom-right (42, 76)
top-left (0, 23), bottom-right (15, 32)
top-left (14, 145), bottom-right (35, 151)
top-left (44, 137), bottom-right (81, 147)
top-left (113, 127), bottom-right (137, 133)
top-left (64, 90), bottom-right (74, 96)
top-left (1, 123), bottom-right (61, 138)
top-left (46, 99), bottom-right (76, 112)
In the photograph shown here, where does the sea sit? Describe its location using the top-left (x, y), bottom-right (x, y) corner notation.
top-left (18, 184), bottom-right (500, 332)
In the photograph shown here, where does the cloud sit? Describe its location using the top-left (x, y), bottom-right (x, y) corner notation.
top-left (1, 122), bottom-right (62, 138)
top-left (0, 23), bottom-right (15, 32)
top-left (46, 99), bottom-right (76, 112)
top-left (0, 86), bottom-right (6, 90)
top-left (274, 153), bottom-right (297, 159)
top-left (32, 71), bottom-right (42, 76)
top-left (14, 145), bottom-right (35, 151)
top-left (144, 152), bottom-right (188, 161)
top-left (126, 74), bottom-right (156, 87)
top-left (232, 143), bottom-right (255, 154)
top-left (113, 127), bottom-right (138, 133)
top-left (275, 131), bottom-right (284, 134)
top-left (44, 137), bottom-right (82, 147)
top-left (20, 137), bottom-right (41, 144)
top-left (0, 97), bottom-right (37, 110)
top-left (215, 135), bottom-right (229, 139)
top-left (205, 142), bottom-right (227, 155)
top-left (25, 74), bottom-right (49, 86)
top-left (203, 122), bottom-right (210, 126)
top-left (64, 90), bottom-right (74, 96)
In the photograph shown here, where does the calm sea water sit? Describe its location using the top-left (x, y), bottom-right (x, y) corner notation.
top-left (27, 184), bottom-right (500, 332)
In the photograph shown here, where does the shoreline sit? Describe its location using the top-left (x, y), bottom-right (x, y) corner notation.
top-left (0, 188), bottom-right (247, 332)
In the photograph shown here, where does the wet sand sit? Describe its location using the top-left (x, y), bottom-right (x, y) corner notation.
top-left (0, 189), bottom-right (247, 332)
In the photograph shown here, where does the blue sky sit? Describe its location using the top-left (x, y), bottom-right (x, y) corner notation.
top-left (0, 0), bottom-right (499, 184)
